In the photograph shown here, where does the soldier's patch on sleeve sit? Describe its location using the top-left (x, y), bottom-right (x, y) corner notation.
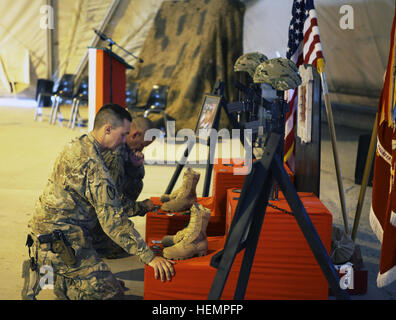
top-left (107, 185), bottom-right (116, 200)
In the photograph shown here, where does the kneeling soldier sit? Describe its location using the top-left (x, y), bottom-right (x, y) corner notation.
top-left (22, 104), bottom-right (174, 300)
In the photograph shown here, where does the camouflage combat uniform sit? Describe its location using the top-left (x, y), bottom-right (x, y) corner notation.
top-left (102, 144), bottom-right (147, 214)
top-left (27, 133), bottom-right (154, 300)
top-left (91, 145), bottom-right (151, 259)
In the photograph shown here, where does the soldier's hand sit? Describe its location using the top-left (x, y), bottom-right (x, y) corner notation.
top-left (134, 151), bottom-right (144, 160)
top-left (148, 256), bottom-right (175, 282)
top-left (129, 150), bottom-right (144, 167)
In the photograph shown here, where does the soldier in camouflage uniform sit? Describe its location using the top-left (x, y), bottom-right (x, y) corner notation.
top-left (24, 104), bottom-right (174, 300)
top-left (103, 117), bottom-right (156, 206)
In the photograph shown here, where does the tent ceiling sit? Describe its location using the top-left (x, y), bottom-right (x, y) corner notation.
top-left (0, 0), bottom-right (394, 109)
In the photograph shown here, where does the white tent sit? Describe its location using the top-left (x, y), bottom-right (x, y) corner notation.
top-left (0, 0), bottom-right (393, 112)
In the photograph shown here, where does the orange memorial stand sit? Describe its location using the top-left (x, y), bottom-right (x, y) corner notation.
top-left (145, 158), bottom-right (253, 242)
top-left (210, 158), bottom-right (250, 234)
top-left (88, 47), bottom-right (133, 130)
top-left (145, 158), bottom-right (294, 241)
top-left (143, 190), bottom-right (332, 300)
top-left (145, 197), bottom-right (225, 243)
top-left (212, 158), bottom-right (294, 233)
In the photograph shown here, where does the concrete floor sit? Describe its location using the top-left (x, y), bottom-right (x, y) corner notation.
top-left (1, 104), bottom-right (396, 300)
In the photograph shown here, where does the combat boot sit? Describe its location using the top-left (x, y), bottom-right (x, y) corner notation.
top-left (162, 204), bottom-right (211, 260)
top-left (160, 167), bottom-right (195, 203)
top-left (161, 203), bottom-right (212, 247)
top-left (161, 228), bottom-right (185, 248)
top-left (162, 203), bottom-right (203, 248)
top-left (161, 168), bottom-right (200, 212)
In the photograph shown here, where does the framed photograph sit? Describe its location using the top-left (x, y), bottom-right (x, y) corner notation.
top-left (194, 94), bottom-right (222, 137)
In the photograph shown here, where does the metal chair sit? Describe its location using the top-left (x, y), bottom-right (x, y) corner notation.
top-left (49, 74), bottom-right (75, 125)
top-left (34, 79), bottom-right (55, 121)
top-left (125, 81), bottom-right (139, 112)
top-left (143, 85), bottom-right (169, 120)
top-left (68, 76), bottom-right (88, 130)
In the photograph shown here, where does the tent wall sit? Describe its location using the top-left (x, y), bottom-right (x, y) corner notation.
top-left (244, 0), bottom-right (395, 110)
top-left (0, 0), bottom-right (45, 97)
top-left (131, 0), bottom-right (245, 131)
top-left (0, 0), bottom-right (393, 121)
top-left (0, 0), bottom-right (161, 98)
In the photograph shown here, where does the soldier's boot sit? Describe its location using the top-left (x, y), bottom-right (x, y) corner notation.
top-left (161, 203), bottom-right (212, 247)
top-left (160, 168), bottom-right (200, 212)
top-left (162, 204), bottom-right (211, 260)
top-left (162, 203), bottom-right (202, 248)
top-left (161, 228), bottom-right (185, 248)
top-left (160, 186), bottom-right (180, 203)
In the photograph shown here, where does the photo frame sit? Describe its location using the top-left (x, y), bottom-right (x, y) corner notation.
top-left (194, 94), bottom-right (222, 138)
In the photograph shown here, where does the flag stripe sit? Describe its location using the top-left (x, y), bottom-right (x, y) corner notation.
top-left (285, 94), bottom-right (298, 136)
top-left (303, 17), bottom-right (319, 44)
top-left (305, 41), bottom-right (324, 64)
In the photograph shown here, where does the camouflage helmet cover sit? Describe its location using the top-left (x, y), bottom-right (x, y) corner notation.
top-left (234, 52), bottom-right (268, 78)
top-left (253, 57), bottom-right (302, 90)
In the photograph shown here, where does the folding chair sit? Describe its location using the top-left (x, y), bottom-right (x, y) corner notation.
top-left (68, 76), bottom-right (88, 130)
top-left (49, 74), bottom-right (75, 125)
top-left (34, 79), bottom-right (54, 121)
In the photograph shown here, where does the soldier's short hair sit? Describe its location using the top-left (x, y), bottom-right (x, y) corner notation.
top-left (94, 104), bottom-right (132, 129)
top-left (131, 116), bottom-right (154, 132)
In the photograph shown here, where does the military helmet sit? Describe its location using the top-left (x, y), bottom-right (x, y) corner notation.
top-left (253, 57), bottom-right (302, 90)
top-left (234, 52), bottom-right (268, 78)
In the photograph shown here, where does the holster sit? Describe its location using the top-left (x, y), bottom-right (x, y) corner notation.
top-left (21, 234), bottom-right (40, 300)
top-left (38, 230), bottom-right (76, 266)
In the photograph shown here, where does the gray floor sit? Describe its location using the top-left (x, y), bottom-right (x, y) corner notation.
top-left (1, 105), bottom-right (395, 300)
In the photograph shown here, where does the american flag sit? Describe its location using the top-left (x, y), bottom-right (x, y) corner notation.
top-left (284, 0), bottom-right (324, 170)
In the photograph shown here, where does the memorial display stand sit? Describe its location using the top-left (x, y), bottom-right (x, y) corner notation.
top-left (150, 80), bottom-right (350, 300)
top-left (207, 92), bottom-right (350, 299)
top-left (165, 81), bottom-right (250, 197)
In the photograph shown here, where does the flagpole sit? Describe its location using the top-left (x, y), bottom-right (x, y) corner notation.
top-left (286, 0), bottom-right (349, 233)
top-left (318, 60), bottom-right (350, 234)
top-left (351, 113), bottom-right (378, 241)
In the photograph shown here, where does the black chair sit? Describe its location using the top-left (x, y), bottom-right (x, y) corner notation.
top-left (143, 85), bottom-right (169, 119)
top-left (125, 81), bottom-right (139, 111)
top-left (68, 76), bottom-right (88, 130)
top-left (34, 79), bottom-right (55, 121)
top-left (49, 74), bottom-right (75, 125)
top-left (129, 84), bottom-right (169, 129)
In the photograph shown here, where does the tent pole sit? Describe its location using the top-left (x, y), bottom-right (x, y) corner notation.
top-left (45, 0), bottom-right (54, 80)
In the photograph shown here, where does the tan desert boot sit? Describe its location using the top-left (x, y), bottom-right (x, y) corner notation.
top-left (162, 204), bottom-right (211, 260)
top-left (160, 167), bottom-right (195, 203)
top-left (161, 168), bottom-right (200, 212)
top-left (161, 203), bottom-right (212, 247)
